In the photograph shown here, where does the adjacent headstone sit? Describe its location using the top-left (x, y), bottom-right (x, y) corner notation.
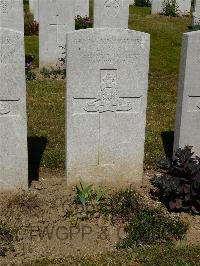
top-left (0, 0), bottom-right (28, 190)
top-left (66, 28), bottom-right (150, 185)
top-left (177, 0), bottom-right (191, 15)
top-left (93, 0), bottom-right (130, 28)
top-left (174, 30), bottom-right (200, 156)
top-left (151, 0), bottom-right (162, 14)
top-left (39, 0), bottom-right (75, 68)
top-left (29, 0), bottom-right (34, 13)
top-left (75, 0), bottom-right (89, 17)
top-left (33, 0), bottom-right (39, 22)
top-left (193, 0), bottom-right (200, 26)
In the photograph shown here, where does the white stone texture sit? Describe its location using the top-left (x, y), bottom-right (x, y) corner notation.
top-left (193, 0), bottom-right (200, 26)
top-left (151, 0), bottom-right (162, 14)
top-left (0, 0), bottom-right (28, 190)
top-left (75, 0), bottom-right (89, 17)
top-left (93, 0), bottom-right (130, 28)
top-left (174, 30), bottom-right (200, 156)
top-left (29, 0), bottom-right (34, 12)
top-left (39, 0), bottom-right (75, 68)
top-left (33, 0), bottom-right (39, 22)
top-left (66, 28), bottom-right (150, 185)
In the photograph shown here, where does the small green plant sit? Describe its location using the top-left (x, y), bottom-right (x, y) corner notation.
top-left (118, 208), bottom-right (188, 248)
top-left (40, 67), bottom-right (65, 79)
top-left (0, 223), bottom-right (16, 257)
top-left (75, 182), bottom-right (93, 206)
top-left (100, 188), bottom-right (140, 223)
top-left (152, 146), bottom-right (200, 214)
top-left (162, 0), bottom-right (179, 17)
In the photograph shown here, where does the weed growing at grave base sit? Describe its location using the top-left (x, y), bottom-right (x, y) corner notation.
top-left (151, 146), bottom-right (200, 214)
top-left (6, 191), bottom-right (41, 213)
top-left (0, 223), bottom-right (16, 257)
top-left (40, 67), bottom-right (65, 79)
top-left (67, 185), bottom-right (188, 247)
top-left (119, 208), bottom-right (188, 248)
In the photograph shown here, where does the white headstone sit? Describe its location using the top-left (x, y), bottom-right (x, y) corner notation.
top-left (151, 0), bottom-right (162, 14)
top-left (93, 0), bottom-right (130, 28)
top-left (39, 0), bottom-right (75, 68)
top-left (193, 0), bottom-right (200, 26)
top-left (174, 30), bottom-right (200, 156)
top-left (75, 0), bottom-right (89, 17)
top-left (33, 0), bottom-right (39, 22)
top-left (66, 28), bottom-right (150, 185)
top-left (29, 0), bottom-right (34, 13)
top-left (177, 0), bottom-right (191, 15)
top-left (0, 0), bottom-right (28, 190)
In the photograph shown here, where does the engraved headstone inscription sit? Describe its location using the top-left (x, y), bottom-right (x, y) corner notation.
top-left (0, 0), bottom-right (28, 190)
top-left (93, 0), bottom-right (130, 28)
top-left (66, 28), bottom-right (150, 185)
top-left (174, 30), bottom-right (200, 156)
top-left (39, 0), bottom-right (75, 68)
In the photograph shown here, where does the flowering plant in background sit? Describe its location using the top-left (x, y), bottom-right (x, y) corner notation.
top-left (75, 15), bottom-right (93, 30)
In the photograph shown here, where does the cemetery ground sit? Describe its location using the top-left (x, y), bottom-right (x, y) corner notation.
top-left (1, 6), bottom-right (200, 266)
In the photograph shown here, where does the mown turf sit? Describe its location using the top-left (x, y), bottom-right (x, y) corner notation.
top-left (24, 245), bottom-right (200, 266)
top-left (26, 7), bottom-right (192, 169)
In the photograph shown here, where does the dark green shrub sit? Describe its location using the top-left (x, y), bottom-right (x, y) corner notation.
top-left (40, 67), bottom-right (66, 79)
top-left (135, 0), bottom-right (151, 7)
top-left (152, 146), bottom-right (200, 214)
top-left (162, 0), bottom-right (179, 17)
top-left (75, 15), bottom-right (93, 30)
top-left (119, 208), bottom-right (188, 247)
top-left (24, 11), bottom-right (38, 36)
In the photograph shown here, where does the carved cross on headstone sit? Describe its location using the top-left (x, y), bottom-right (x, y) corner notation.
top-left (0, 99), bottom-right (19, 115)
top-left (50, 14), bottom-right (66, 44)
top-left (188, 95), bottom-right (200, 112)
top-left (74, 69), bottom-right (141, 165)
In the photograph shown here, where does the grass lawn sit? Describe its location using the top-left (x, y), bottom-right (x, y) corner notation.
top-left (25, 7), bottom-right (192, 169)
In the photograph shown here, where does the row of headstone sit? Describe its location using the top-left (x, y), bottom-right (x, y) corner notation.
top-left (29, 0), bottom-right (89, 22)
top-left (151, 0), bottom-right (191, 15)
top-left (1, 0), bottom-right (199, 190)
top-left (39, 0), bottom-right (132, 68)
top-left (0, 0), bottom-right (28, 190)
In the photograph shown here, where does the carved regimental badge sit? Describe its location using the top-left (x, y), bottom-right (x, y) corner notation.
top-left (84, 69), bottom-right (132, 113)
top-left (0, 101), bottom-right (11, 115)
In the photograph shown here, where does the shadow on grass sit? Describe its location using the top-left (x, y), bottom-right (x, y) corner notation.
top-left (161, 131), bottom-right (174, 159)
top-left (28, 137), bottom-right (47, 186)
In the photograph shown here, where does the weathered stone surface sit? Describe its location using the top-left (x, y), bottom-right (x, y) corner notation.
top-left (39, 0), bottom-right (75, 68)
top-left (193, 0), bottom-right (200, 26)
top-left (29, 0), bottom-right (34, 13)
top-left (174, 30), bottom-right (200, 156)
top-left (75, 0), bottom-right (89, 17)
top-left (151, 0), bottom-right (163, 14)
top-left (0, 0), bottom-right (24, 31)
top-left (33, 0), bottom-right (39, 22)
top-left (93, 0), bottom-right (130, 28)
top-left (0, 0), bottom-right (28, 190)
top-left (66, 28), bottom-right (150, 185)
